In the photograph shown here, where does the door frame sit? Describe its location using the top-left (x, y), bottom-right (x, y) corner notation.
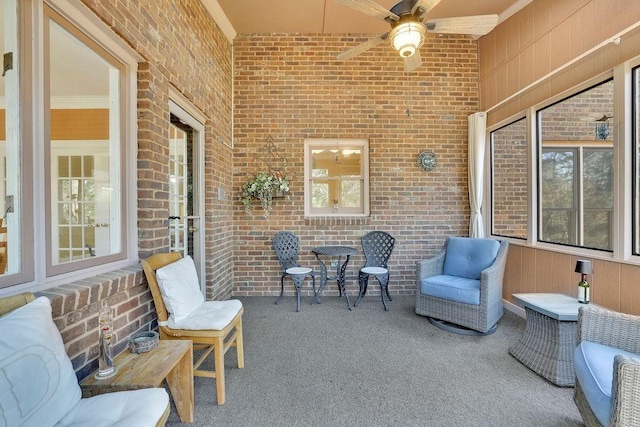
top-left (169, 93), bottom-right (206, 292)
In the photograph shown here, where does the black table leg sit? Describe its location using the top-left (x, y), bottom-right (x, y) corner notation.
top-left (338, 255), bottom-right (352, 310)
top-left (314, 253), bottom-right (328, 304)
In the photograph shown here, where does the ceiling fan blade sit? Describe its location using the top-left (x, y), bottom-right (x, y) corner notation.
top-left (336, 0), bottom-right (399, 22)
top-left (411, 0), bottom-right (441, 18)
top-left (337, 33), bottom-right (388, 60)
top-left (426, 14), bottom-right (498, 36)
top-left (403, 49), bottom-right (422, 72)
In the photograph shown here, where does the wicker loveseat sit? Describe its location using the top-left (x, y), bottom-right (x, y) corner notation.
top-left (573, 305), bottom-right (640, 426)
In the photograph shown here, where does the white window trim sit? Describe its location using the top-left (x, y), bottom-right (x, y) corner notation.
top-left (304, 138), bottom-right (370, 217)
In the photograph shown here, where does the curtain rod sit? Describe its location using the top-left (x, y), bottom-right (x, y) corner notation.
top-left (485, 19), bottom-right (640, 114)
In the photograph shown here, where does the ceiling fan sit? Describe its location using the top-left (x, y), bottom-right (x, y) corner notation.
top-left (336, 0), bottom-right (499, 72)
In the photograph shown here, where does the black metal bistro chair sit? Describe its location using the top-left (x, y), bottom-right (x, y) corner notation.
top-left (272, 231), bottom-right (316, 312)
top-left (355, 231), bottom-right (396, 311)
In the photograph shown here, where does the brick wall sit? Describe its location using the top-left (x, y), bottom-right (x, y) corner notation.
top-left (83, 0), bottom-right (235, 301)
top-left (232, 34), bottom-right (480, 298)
top-left (37, 268), bottom-right (152, 380)
top-left (34, 0), bottom-right (234, 378)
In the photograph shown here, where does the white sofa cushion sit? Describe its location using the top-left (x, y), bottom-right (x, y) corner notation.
top-left (55, 388), bottom-right (169, 427)
top-left (156, 255), bottom-right (205, 321)
top-left (167, 299), bottom-right (243, 330)
top-left (0, 297), bottom-right (82, 427)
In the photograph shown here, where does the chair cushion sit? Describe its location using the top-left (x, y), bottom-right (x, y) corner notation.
top-left (55, 388), bottom-right (169, 427)
top-left (286, 267), bottom-right (312, 275)
top-left (420, 274), bottom-right (480, 305)
top-left (0, 297), bottom-right (82, 427)
top-left (574, 341), bottom-right (640, 426)
top-left (361, 266), bottom-right (388, 275)
top-left (443, 237), bottom-right (500, 280)
top-left (156, 255), bottom-right (205, 321)
top-left (167, 299), bottom-right (243, 330)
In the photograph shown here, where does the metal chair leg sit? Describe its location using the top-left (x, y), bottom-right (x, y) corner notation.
top-left (355, 274), bottom-right (368, 307)
top-left (275, 275), bottom-right (285, 305)
top-left (378, 276), bottom-right (389, 311)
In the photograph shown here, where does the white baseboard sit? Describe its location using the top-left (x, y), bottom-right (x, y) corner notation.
top-left (504, 299), bottom-right (525, 318)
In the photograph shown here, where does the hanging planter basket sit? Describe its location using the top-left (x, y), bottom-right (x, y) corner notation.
top-left (241, 171), bottom-right (290, 219)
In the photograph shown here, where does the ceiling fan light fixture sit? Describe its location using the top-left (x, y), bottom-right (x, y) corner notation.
top-left (389, 21), bottom-right (426, 58)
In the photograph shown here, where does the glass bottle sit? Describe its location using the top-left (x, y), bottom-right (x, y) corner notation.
top-left (578, 274), bottom-right (590, 304)
top-left (95, 301), bottom-right (117, 379)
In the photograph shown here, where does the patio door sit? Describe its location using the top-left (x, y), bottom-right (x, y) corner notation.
top-left (168, 104), bottom-right (205, 290)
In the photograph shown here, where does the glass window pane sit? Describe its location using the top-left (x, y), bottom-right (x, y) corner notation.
top-left (634, 66), bottom-right (640, 255)
top-left (538, 79), bottom-right (614, 251)
top-left (491, 118), bottom-right (528, 239)
top-left (311, 180), bottom-right (329, 208)
top-left (0, 0), bottom-right (22, 279)
top-left (48, 14), bottom-right (123, 267)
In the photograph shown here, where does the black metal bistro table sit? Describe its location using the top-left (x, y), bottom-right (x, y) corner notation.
top-left (311, 245), bottom-right (357, 310)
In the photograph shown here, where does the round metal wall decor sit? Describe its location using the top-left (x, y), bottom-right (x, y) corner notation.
top-left (417, 150), bottom-right (437, 172)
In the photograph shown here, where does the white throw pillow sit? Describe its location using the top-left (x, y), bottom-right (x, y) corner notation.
top-left (155, 255), bottom-right (204, 321)
top-left (0, 296), bottom-right (82, 427)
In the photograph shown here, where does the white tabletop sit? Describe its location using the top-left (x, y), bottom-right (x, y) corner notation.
top-left (512, 293), bottom-right (590, 321)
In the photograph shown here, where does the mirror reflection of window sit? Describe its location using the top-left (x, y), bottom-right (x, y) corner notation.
top-left (305, 140), bottom-right (369, 216)
top-left (490, 118), bottom-right (528, 240)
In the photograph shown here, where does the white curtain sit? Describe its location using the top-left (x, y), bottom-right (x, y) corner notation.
top-left (468, 112), bottom-right (487, 238)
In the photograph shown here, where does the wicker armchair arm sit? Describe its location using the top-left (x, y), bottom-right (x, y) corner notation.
top-left (479, 241), bottom-right (508, 296)
top-left (610, 355), bottom-right (640, 427)
top-left (578, 306), bottom-right (640, 355)
top-left (417, 249), bottom-right (446, 280)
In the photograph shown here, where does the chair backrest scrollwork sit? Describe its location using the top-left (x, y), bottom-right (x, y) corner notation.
top-left (273, 231), bottom-right (302, 272)
top-left (361, 231), bottom-right (395, 269)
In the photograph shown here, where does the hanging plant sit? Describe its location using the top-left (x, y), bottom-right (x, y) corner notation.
top-left (241, 171), bottom-right (290, 219)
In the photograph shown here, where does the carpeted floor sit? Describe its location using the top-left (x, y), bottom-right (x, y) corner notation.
top-left (165, 294), bottom-right (583, 426)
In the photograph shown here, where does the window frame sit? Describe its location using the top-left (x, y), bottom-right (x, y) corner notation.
top-left (0, 0), bottom-right (141, 293)
top-left (486, 63), bottom-right (640, 264)
top-left (304, 138), bottom-right (370, 217)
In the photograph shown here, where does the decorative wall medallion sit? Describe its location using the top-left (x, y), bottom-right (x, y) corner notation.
top-left (417, 150), bottom-right (437, 172)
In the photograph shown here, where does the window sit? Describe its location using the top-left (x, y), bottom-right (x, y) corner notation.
top-left (537, 79), bottom-right (614, 251)
top-left (634, 65), bottom-right (640, 256)
top-left (0, 0), bottom-right (138, 290)
top-left (304, 139), bottom-right (369, 216)
top-left (490, 117), bottom-right (528, 239)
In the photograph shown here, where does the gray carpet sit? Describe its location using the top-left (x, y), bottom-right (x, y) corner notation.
top-left (165, 295), bottom-right (583, 426)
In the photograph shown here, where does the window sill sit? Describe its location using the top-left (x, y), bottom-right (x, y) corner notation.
top-left (304, 216), bottom-right (370, 226)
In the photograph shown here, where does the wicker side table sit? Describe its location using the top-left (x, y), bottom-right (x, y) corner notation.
top-left (509, 293), bottom-right (586, 387)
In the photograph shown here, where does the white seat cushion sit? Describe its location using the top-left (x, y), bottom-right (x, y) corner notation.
top-left (361, 266), bottom-right (388, 275)
top-left (156, 255), bottom-right (205, 321)
top-left (0, 297), bottom-right (82, 427)
top-left (167, 299), bottom-right (243, 330)
top-left (286, 267), bottom-right (312, 275)
top-left (55, 388), bottom-right (169, 427)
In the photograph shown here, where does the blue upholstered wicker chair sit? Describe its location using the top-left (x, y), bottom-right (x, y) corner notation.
top-left (272, 231), bottom-right (316, 312)
top-left (415, 237), bottom-right (509, 335)
top-left (355, 231), bottom-right (396, 311)
top-left (573, 306), bottom-right (640, 427)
